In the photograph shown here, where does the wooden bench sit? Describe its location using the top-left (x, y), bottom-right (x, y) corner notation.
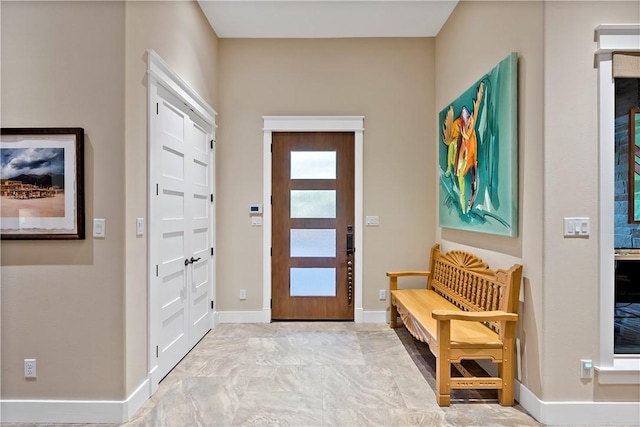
top-left (387, 244), bottom-right (523, 406)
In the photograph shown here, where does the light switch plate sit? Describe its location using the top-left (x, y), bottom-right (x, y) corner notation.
top-left (563, 217), bottom-right (589, 238)
top-left (365, 216), bottom-right (380, 226)
top-left (93, 218), bottom-right (106, 238)
top-left (136, 218), bottom-right (144, 236)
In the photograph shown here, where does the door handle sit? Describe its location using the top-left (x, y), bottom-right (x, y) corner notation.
top-left (346, 225), bottom-right (354, 256)
top-left (184, 257), bottom-right (201, 266)
top-left (346, 225), bottom-right (354, 306)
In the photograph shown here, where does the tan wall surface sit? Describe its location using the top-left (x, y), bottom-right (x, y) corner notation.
top-left (124, 0), bottom-right (219, 394)
top-left (435, 0), bottom-right (545, 396)
top-left (438, 0), bottom-right (640, 404)
top-left (543, 0), bottom-right (640, 402)
top-left (217, 38), bottom-right (435, 313)
top-left (1, 1), bottom-right (126, 399)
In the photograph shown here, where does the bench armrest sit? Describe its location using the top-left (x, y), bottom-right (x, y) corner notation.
top-left (432, 310), bottom-right (518, 322)
top-left (386, 271), bottom-right (430, 278)
top-left (387, 271), bottom-right (431, 291)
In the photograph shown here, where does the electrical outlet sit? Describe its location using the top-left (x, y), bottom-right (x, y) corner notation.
top-left (581, 359), bottom-right (593, 379)
top-left (379, 289), bottom-right (387, 300)
top-left (239, 289), bottom-right (247, 300)
top-left (24, 359), bottom-right (36, 378)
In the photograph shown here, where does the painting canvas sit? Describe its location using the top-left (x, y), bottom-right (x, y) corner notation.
top-left (0, 128), bottom-right (85, 239)
top-left (438, 52), bottom-right (518, 237)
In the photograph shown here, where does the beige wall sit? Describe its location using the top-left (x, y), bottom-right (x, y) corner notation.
top-left (543, 0), bottom-right (640, 401)
top-left (435, 0), bottom-right (545, 396)
top-left (1, 1), bottom-right (126, 399)
top-left (124, 0), bottom-right (219, 396)
top-left (1, 0), bottom-right (219, 401)
top-left (217, 38), bottom-right (435, 313)
top-left (436, 0), bottom-right (640, 403)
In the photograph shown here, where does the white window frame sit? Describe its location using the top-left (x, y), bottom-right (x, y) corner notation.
top-left (595, 25), bottom-right (640, 384)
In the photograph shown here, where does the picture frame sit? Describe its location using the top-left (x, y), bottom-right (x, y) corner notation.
top-left (630, 108), bottom-right (640, 224)
top-left (438, 52), bottom-right (518, 237)
top-left (1, 128), bottom-right (85, 239)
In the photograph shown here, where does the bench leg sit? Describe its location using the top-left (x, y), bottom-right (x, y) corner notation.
top-left (435, 355), bottom-right (451, 406)
top-left (498, 361), bottom-right (515, 406)
top-left (498, 327), bottom-right (516, 406)
top-left (390, 301), bottom-right (398, 328)
top-left (436, 319), bottom-right (451, 406)
top-left (389, 278), bottom-right (398, 328)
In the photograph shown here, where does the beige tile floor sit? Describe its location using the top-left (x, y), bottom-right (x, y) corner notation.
top-left (3, 322), bottom-right (544, 427)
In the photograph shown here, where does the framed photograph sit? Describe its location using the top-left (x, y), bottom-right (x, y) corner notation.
top-left (0, 128), bottom-right (85, 239)
top-left (438, 52), bottom-right (518, 237)
top-left (629, 108), bottom-right (640, 224)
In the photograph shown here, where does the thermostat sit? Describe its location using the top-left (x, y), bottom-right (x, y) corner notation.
top-left (249, 204), bottom-right (263, 214)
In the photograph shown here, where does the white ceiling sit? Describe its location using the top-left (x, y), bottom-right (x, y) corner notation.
top-left (197, 1), bottom-right (459, 39)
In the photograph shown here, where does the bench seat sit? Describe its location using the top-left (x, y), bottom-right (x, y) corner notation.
top-left (392, 289), bottom-right (503, 348)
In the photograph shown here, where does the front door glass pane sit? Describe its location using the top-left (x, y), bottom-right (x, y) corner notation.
top-left (290, 268), bottom-right (336, 297)
top-left (290, 229), bottom-right (336, 257)
top-left (291, 151), bottom-right (336, 180)
top-left (290, 190), bottom-right (336, 218)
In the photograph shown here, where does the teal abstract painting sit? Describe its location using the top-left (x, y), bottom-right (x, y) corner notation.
top-left (439, 52), bottom-right (518, 237)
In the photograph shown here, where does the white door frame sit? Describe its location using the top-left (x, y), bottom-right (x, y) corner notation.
top-left (147, 50), bottom-right (217, 393)
top-left (262, 116), bottom-right (364, 323)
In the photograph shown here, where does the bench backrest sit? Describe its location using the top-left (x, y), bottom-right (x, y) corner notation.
top-left (427, 244), bottom-right (523, 338)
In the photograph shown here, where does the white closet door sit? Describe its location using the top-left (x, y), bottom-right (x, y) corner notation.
top-left (153, 86), bottom-right (212, 381)
top-left (186, 118), bottom-right (213, 347)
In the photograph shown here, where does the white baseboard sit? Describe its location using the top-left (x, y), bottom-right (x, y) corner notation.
top-left (148, 364), bottom-right (160, 396)
top-left (361, 310), bottom-right (387, 323)
top-left (126, 379), bottom-right (150, 420)
top-left (516, 381), bottom-right (640, 426)
top-left (215, 310), bottom-right (387, 324)
top-left (0, 379), bottom-right (149, 424)
top-left (212, 310), bottom-right (220, 327)
top-left (217, 310), bottom-right (266, 323)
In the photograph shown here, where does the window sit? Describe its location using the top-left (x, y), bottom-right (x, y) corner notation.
top-left (595, 25), bottom-right (640, 383)
top-left (613, 78), bottom-right (640, 355)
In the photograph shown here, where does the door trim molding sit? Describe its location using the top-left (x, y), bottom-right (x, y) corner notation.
top-left (147, 49), bottom-right (216, 125)
top-left (147, 50), bottom-right (217, 393)
top-left (262, 116), bottom-right (364, 322)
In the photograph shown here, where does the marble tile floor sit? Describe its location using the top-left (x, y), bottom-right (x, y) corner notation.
top-left (4, 322), bottom-right (544, 427)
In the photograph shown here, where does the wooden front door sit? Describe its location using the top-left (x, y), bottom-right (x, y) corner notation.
top-left (272, 132), bottom-right (355, 320)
